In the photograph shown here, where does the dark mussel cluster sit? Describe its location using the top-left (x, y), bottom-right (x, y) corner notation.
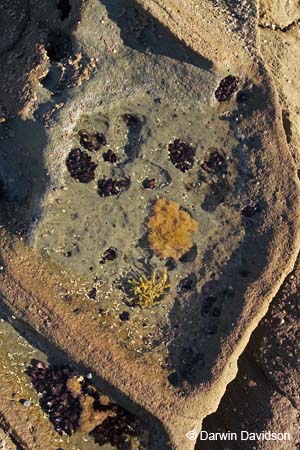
top-left (215, 75), bottom-right (239, 102)
top-left (26, 360), bottom-right (139, 447)
top-left (97, 177), bottom-right (130, 197)
top-left (78, 129), bottom-right (106, 152)
top-left (66, 125), bottom-right (133, 198)
top-left (90, 406), bottom-right (137, 447)
top-left (66, 148), bottom-right (97, 183)
top-left (99, 247), bottom-right (118, 264)
top-left (26, 360), bottom-right (81, 435)
top-left (168, 139), bottom-right (196, 173)
top-left (102, 149), bottom-right (118, 163)
top-left (79, 379), bottom-right (138, 446)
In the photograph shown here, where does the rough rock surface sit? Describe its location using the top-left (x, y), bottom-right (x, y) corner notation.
top-left (0, 428), bottom-right (17, 450)
top-left (196, 1), bottom-right (300, 448)
top-left (259, 0), bottom-right (300, 28)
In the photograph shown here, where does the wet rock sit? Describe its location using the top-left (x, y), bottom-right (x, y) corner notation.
top-left (90, 407), bottom-right (137, 447)
top-left (212, 307), bottom-right (221, 317)
top-left (215, 75), bottom-right (239, 102)
top-left (168, 139), bottom-right (196, 172)
top-left (201, 307), bottom-right (210, 318)
top-left (15, 223), bottom-right (30, 239)
top-left (66, 148), bottom-right (97, 183)
top-left (200, 178), bottom-right (229, 212)
top-left (223, 287), bottom-right (235, 299)
top-left (97, 177), bottom-right (130, 197)
top-left (239, 269), bottom-right (251, 277)
top-left (78, 129), bottom-right (106, 152)
top-left (182, 350), bottom-right (204, 372)
top-left (167, 371), bottom-right (179, 386)
top-left (0, 0), bottom-right (28, 56)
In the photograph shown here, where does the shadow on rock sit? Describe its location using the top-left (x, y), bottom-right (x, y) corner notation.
top-left (100, 0), bottom-right (213, 71)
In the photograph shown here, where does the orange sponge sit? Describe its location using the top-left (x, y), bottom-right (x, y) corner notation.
top-left (147, 198), bottom-right (198, 259)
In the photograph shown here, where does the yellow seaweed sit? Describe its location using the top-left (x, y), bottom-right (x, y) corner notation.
top-left (129, 268), bottom-right (170, 308)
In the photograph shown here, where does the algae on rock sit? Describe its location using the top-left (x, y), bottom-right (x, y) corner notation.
top-left (147, 198), bottom-right (198, 259)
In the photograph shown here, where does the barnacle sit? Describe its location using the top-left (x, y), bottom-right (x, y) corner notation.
top-left (129, 268), bottom-right (170, 308)
top-left (147, 198), bottom-right (198, 259)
